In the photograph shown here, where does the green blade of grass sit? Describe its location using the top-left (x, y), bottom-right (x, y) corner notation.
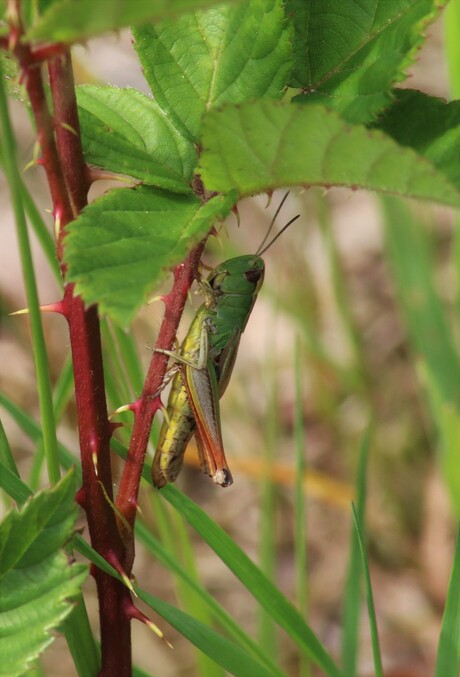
top-left (139, 588), bottom-right (277, 677)
top-left (341, 428), bottom-right (371, 676)
top-left (74, 535), bottom-right (280, 677)
top-left (21, 181), bottom-right (62, 284)
top-left (444, 0), bottom-right (460, 100)
top-left (0, 460), bottom-right (33, 503)
top-left (161, 484), bottom-right (343, 677)
top-left (351, 504), bottom-right (383, 677)
top-left (136, 518), bottom-right (285, 677)
top-left (148, 491), bottom-right (225, 677)
top-left (294, 337), bottom-right (309, 677)
top-left (1, 396), bottom-right (341, 676)
top-left (435, 524), bottom-right (460, 676)
top-left (259, 362), bottom-right (278, 660)
top-left (0, 416), bottom-right (18, 477)
top-left (0, 60), bottom-right (60, 485)
top-left (382, 196), bottom-right (460, 405)
top-left (101, 318), bottom-right (134, 407)
top-left (29, 356), bottom-right (75, 491)
top-left (0, 395), bottom-right (284, 676)
top-left (112, 323), bottom-right (144, 396)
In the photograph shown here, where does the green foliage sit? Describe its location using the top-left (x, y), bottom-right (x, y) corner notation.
top-left (351, 505), bottom-right (383, 677)
top-left (288, 0), bottom-right (445, 123)
top-left (376, 90), bottom-right (460, 187)
top-left (24, 0), bottom-right (241, 42)
top-left (436, 526), bottom-right (460, 676)
top-left (4, 0), bottom-right (460, 675)
top-left (133, 0), bottom-right (292, 141)
top-left (65, 187), bottom-right (237, 325)
top-left (341, 431), bottom-right (371, 677)
top-left (199, 100), bottom-right (460, 206)
top-left (382, 197), bottom-right (460, 517)
top-left (162, 485), bottom-right (343, 677)
top-left (77, 85), bottom-right (197, 191)
top-left (0, 471), bottom-right (88, 677)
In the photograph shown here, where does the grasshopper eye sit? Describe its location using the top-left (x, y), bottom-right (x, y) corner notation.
top-left (244, 268), bottom-right (263, 284)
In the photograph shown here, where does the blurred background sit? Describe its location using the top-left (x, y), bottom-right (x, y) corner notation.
top-left (0, 11), bottom-right (458, 677)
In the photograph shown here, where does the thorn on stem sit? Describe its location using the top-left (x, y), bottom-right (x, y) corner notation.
top-left (109, 403), bottom-right (133, 419)
top-left (106, 551), bottom-right (136, 596)
top-left (87, 167), bottom-right (134, 185)
top-left (75, 486), bottom-right (86, 509)
top-left (123, 599), bottom-right (173, 648)
top-left (147, 294), bottom-right (166, 305)
top-left (129, 399), bottom-right (142, 416)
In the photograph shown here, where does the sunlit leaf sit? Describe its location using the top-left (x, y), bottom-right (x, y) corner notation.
top-left (199, 100), bottom-right (460, 207)
top-left (77, 86), bottom-right (196, 191)
top-left (64, 186), bottom-right (237, 326)
top-left (0, 471), bottom-right (87, 677)
top-left (288, 0), bottom-right (445, 123)
top-left (133, 0), bottom-right (292, 141)
top-left (25, 0), bottom-right (242, 42)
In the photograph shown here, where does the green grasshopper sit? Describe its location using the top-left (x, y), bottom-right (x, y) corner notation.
top-left (152, 199), bottom-right (299, 489)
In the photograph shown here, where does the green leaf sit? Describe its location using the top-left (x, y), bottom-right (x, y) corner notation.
top-left (289, 0), bottom-right (445, 123)
top-left (136, 521), bottom-right (284, 677)
top-left (64, 186), bottom-right (237, 326)
top-left (162, 485), bottom-right (343, 677)
top-left (0, 461), bottom-right (32, 504)
top-left (435, 525), bottom-right (460, 676)
top-left (341, 429), bottom-right (371, 677)
top-left (72, 534), bottom-right (282, 677)
top-left (25, 0), bottom-right (243, 42)
top-left (421, 365), bottom-right (460, 519)
top-left (382, 196), bottom-right (460, 405)
top-left (0, 471), bottom-right (88, 677)
top-left (198, 100), bottom-right (460, 207)
top-left (133, 0), bottom-right (292, 141)
top-left (350, 504), bottom-right (383, 677)
top-left (138, 589), bottom-right (278, 677)
top-left (376, 90), bottom-right (460, 189)
top-left (77, 86), bottom-right (196, 191)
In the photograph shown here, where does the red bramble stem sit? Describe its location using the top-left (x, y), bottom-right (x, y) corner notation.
top-left (115, 242), bottom-right (206, 571)
top-left (5, 3), bottom-right (208, 673)
top-left (8, 4), bottom-right (131, 672)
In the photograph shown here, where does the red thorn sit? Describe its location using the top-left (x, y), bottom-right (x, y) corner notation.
top-left (75, 486), bottom-right (86, 509)
top-left (129, 399), bottom-right (142, 415)
top-left (123, 599), bottom-right (148, 624)
top-left (231, 204), bottom-right (241, 227)
top-left (151, 396), bottom-right (162, 414)
top-left (42, 301), bottom-right (65, 314)
top-left (36, 157), bottom-right (45, 166)
top-left (123, 599), bottom-right (172, 646)
top-left (105, 551), bottom-right (134, 593)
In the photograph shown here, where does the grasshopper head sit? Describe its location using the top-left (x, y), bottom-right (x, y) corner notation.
top-left (208, 255), bottom-right (265, 296)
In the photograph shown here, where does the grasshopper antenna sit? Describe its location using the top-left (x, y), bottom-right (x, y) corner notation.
top-left (257, 214), bottom-right (300, 257)
top-left (256, 190), bottom-right (290, 255)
